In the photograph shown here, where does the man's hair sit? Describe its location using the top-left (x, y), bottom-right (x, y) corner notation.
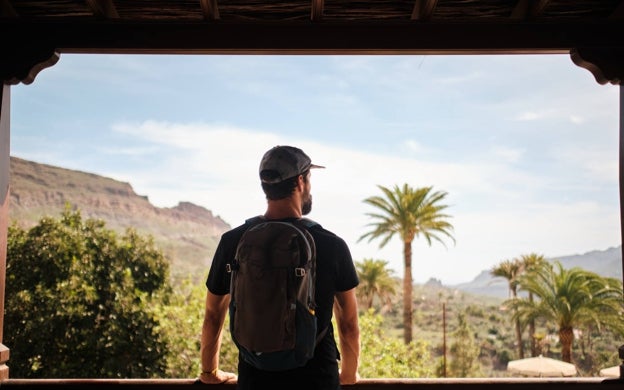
top-left (262, 170), bottom-right (309, 200)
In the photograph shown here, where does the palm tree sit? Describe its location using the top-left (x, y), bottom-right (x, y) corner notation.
top-left (491, 258), bottom-right (525, 358)
top-left (511, 261), bottom-right (624, 363)
top-left (359, 184), bottom-right (455, 344)
top-left (355, 258), bottom-right (397, 311)
top-left (517, 253), bottom-right (547, 357)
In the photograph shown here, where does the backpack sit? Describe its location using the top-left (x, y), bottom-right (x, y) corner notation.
top-left (227, 216), bottom-right (326, 371)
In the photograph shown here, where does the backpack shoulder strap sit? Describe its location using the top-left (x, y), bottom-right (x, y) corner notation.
top-left (227, 216), bottom-right (265, 275)
top-left (297, 217), bottom-right (320, 229)
top-left (245, 216), bottom-right (320, 229)
top-left (244, 215), bottom-right (266, 226)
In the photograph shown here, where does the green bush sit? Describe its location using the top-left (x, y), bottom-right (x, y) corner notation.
top-left (5, 208), bottom-right (170, 378)
top-left (358, 309), bottom-right (434, 378)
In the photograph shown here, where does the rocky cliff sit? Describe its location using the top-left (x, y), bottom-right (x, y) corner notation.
top-left (9, 156), bottom-right (231, 281)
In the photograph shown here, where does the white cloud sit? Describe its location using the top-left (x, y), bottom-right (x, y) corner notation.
top-left (101, 120), bottom-right (621, 284)
top-left (552, 144), bottom-right (619, 184)
top-left (515, 111), bottom-right (544, 121)
top-left (402, 139), bottom-right (428, 154)
top-left (491, 146), bottom-right (524, 164)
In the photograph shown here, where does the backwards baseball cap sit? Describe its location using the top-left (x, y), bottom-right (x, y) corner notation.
top-left (259, 145), bottom-right (325, 184)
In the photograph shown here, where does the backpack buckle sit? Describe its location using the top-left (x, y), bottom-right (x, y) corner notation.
top-left (226, 264), bottom-right (232, 273)
top-left (295, 268), bottom-right (306, 277)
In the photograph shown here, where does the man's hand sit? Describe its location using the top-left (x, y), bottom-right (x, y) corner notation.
top-left (339, 370), bottom-right (360, 385)
top-left (197, 369), bottom-right (237, 384)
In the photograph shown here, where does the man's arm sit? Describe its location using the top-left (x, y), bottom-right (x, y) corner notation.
top-left (198, 290), bottom-right (237, 384)
top-left (334, 288), bottom-right (360, 385)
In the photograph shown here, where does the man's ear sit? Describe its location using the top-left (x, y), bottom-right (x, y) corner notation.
top-left (296, 175), bottom-right (305, 192)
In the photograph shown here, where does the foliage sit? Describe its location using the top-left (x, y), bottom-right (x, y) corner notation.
top-left (511, 261), bottom-right (624, 363)
top-left (153, 277), bottom-right (239, 378)
top-left (359, 183), bottom-right (454, 344)
top-left (355, 258), bottom-right (397, 311)
top-left (490, 258), bottom-right (525, 358)
top-left (5, 208), bottom-right (171, 378)
top-left (160, 283), bottom-right (439, 379)
top-left (448, 311), bottom-right (481, 377)
top-left (517, 253), bottom-right (548, 357)
top-left (358, 309), bottom-right (434, 378)
top-left (359, 184), bottom-right (455, 250)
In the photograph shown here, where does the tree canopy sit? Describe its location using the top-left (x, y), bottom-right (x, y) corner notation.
top-left (360, 184), bottom-right (454, 344)
top-left (5, 208), bottom-right (171, 378)
top-left (511, 261), bottom-right (624, 363)
top-left (355, 258), bottom-right (397, 312)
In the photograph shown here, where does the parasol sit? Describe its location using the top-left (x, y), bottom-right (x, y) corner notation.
top-left (507, 355), bottom-right (578, 377)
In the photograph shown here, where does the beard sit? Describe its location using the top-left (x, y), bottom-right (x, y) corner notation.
top-left (302, 194), bottom-right (313, 215)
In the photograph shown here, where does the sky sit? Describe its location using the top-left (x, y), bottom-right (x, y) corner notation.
top-left (9, 53), bottom-right (622, 285)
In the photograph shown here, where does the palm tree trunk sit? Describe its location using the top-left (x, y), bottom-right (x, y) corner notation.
top-left (511, 289), bottom-right (524, 359)
top-left (559, 327), bottom-right (574, 363)
top-left (403, 240), bottom-right (413, 344)
top-left (515, 318), bottom-right (524, 359)
top-left (528, 292), bottom-right (537, 356)
top-left (529, 320), bottom-right (536, 356)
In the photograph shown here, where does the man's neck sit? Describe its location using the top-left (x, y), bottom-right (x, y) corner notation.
top-left (264, 199), bottom-right (302, 220)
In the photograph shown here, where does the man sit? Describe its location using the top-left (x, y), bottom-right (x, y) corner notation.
top-left (199, 145), bottom-right (360, 389)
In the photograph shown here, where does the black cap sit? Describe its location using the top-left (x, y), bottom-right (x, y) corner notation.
top-left (259, 145), bottom-right (325, 184)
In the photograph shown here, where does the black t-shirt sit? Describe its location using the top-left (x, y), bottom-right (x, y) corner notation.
top-left (206, 216), bottom-right (359, 390)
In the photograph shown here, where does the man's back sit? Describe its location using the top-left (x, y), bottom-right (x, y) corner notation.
top-left (207, 218), bottom-right (358, 389)
top-left (199, 145), bottom-right (360, 389)
top-left (232, 219), bottom-right (358, 389)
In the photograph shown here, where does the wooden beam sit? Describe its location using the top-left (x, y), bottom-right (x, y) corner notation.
top-left (511, 0), bottom-right (550, 20)
top-left (0, 21), bottom-right (621, 55)
top-left (510, 0), bottom-right (530, 20)
top-left (411, 0), bottom-right (438, 21)
top-left (610, 0), bottom-right (624, 19)
top-left (200, 0), bottom-right (220, 20)
top-left (1, 45), bottom-right (59, 85)
top-left (85, 0), bottom-right (119, 19)
top-left (0, 377), bottom-right (618, 390)
top-left (0, 0), bottom-right (17, 17)
top-left (529, 0), bottom-right (550, 18)
top-left (311, 0), bottom-right (324, 21)
top-left (570, 47), bottom-right (624, 85)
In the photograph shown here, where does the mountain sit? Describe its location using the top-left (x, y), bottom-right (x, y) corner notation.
top-left (8, 156), bottom-right (231, 281)
top-left (452, 246), bottom-right (622, 298)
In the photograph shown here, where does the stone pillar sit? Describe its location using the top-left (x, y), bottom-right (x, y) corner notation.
top-left (0, 83), bottom-right (10, 379)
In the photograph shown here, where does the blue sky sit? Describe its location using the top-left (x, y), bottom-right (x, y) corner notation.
top-left (10, 54), bottom-right (621, 284)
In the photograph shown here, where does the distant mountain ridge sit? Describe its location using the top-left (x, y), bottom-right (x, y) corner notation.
top-left (9, 156), bottom-right (231, 281)
top-left (451, 246), bottom-right (622, 298)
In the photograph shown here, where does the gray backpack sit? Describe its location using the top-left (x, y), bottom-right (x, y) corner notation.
top-left (227, 216), bottom-right (326, 371)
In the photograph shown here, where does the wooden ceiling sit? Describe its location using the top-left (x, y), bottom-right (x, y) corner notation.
top-left (0, 0), bottom-right (622, 23)
top-left (1, 1), bottom-right (624, 85)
